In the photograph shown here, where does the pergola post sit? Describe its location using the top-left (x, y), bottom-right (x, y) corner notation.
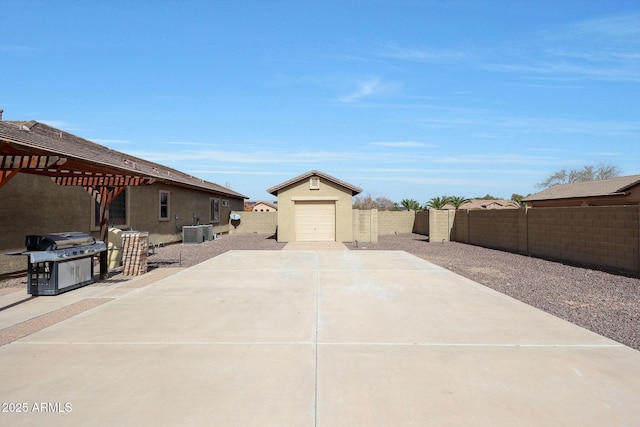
top-left (2, 128), bottom-right (154, 281)
top-left (84, 185), bottom-right (127, 280)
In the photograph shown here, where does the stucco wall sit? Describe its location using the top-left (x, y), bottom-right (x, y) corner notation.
top-left (128, 183), bottom-right (240, 243)
top-left (0, 174), bottom-right (93, 274)
top-left (0, 174), bottom-right (245, 275)
top-left (228, 211), bottom-right (278, 235)
top-left (275, 176), bottom-right (354, 242)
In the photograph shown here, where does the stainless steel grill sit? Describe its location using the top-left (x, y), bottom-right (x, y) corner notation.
top-left (16, 232), bottom-right (107, 296)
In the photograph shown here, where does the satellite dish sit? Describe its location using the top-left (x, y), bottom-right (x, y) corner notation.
top-left (230, 213), bottom-right (241, 221)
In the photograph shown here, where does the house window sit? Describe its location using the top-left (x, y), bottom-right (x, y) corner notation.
top-left (159, 190), bottom-right (170, 220)
top-left (310, 177), bottom-right (320, 190)
top-left (222, 199), bottom-right (229, 207)
top-left (210, 198), bottom-right (220, 222)
top-left (94, 188), bottom-right (128, 228)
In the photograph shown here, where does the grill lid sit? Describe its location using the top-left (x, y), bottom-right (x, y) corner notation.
top-left (25, 232), bottom-right (96, 251)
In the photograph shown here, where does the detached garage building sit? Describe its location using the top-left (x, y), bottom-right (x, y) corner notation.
top-left (267, 170), bottom-right (362, 242)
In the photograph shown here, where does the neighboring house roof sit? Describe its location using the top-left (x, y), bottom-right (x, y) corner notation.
top-left (252, 201), bottom-right (278, 210)
top-left (0, 120), bottom-right (246, 199)
top-left (444, 199), bottom-right (519, 210)
top-left (267, 170), bottom-right (362, 196)
top-left (523, 175), bottom-right (640, 202)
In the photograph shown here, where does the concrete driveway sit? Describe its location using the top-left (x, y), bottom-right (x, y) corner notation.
top-left (1, 248), bottom-right (639, 426)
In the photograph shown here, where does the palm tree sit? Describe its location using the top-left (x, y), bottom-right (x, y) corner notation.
top-left (401, 199), bottom-right (422, 211)
top-left (423, 195), bottom-right (451, 210)
top-left (511, 193), bottom-right (527, 208)
top-left (448, 196), bottom-right (470, 210)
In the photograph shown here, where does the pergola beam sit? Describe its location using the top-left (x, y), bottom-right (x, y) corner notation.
top-left (1, 135), bottom-right (157, 280)
top-left (0, 154), bottom-right (66, 170)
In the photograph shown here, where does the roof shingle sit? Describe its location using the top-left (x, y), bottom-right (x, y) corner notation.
top-left (0, 120), bottom-right (246, 199)
top-left (523, 174), bottom-right (640, 202)
top-left (267, 170), bottom-right (362, 196)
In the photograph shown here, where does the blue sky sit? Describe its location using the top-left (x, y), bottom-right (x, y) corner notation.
top-left (1, 0), bottom-right (639, 202)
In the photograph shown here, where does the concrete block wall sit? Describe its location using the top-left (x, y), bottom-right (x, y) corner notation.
top-left (377, 210), bottom-right (416, 235)
top-left (467, 209), bottom-right (520, 252)
top-left (227, 211), bottom-right (277, 236)
top-left (428, 209), bottom-right (455, 242)
top-left (527, 206), bottom-right (639, 274)
top-left (449, 205), bottom-right (639, 275)
top-left (413, 211), bottom-right (429, 235)
top-left (453, 210), bottom-right (468, 242)
top-left (517, 208), bottom-right (528, 254)
top-left (352, 209), bottom-right (378, 242)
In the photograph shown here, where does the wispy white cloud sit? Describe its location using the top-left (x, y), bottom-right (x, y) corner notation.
top-left (189, 169), bottom-right (292, 176)
top-left (373, 42), bottom-right (469, 63)
top-left (484, 60), bottom-right (640, 82)
top-left (417, 113), bottom-right (640, 138)
top-left (433, 153), bottom-right (570, 166)
top-left (370, 141), bottom-right (434, 148)
top-left (39, 119), bottom-right (77, 130)
top-left (132, 148), bottom-right (357, 165)
top-left (485, 12), bottom-right (640, 82)
top-left (339, 77), bottom-right (401, 103)
top-left (0, 44), bottom-right (39, 53)
top-left (554, 12), bottom-right (640, 44)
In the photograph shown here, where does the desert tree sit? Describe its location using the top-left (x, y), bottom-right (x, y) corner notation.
top-left (536, 163), bottom-right (621, 189)
top-left (353, 193), bottom-right (396, 211)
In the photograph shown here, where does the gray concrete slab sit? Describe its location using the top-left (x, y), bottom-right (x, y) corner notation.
top-left (0, 250), bottom-right (639, 426)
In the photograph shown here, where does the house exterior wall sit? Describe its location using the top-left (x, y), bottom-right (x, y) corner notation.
top-left (276, 177), bottom-right (354, 242)
top-left (0, 174), bottom-right (93, 274)
top-left (251, 202), bottom-right (277, 212)
top-left (126, 183), bottom-right (240, 244)
top-left (0, 174), bottom-right (244, 276)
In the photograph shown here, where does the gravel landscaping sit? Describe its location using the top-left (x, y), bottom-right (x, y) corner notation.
top-left (2, 232), bottom-right (638, 351)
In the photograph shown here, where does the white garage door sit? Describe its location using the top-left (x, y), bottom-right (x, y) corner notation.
top-left (295, 201), bottom-right (336, 241)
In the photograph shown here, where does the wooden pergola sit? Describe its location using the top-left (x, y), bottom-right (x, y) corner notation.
top-left (0, 121), bottom-right (155, 279)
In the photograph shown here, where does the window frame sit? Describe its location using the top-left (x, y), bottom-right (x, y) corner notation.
top-left (159, 190), bottom-right (170, 221)
top-left (210, 197), bottom-right (220, 223)
top-left (92, 188), bottom-right (129, 230)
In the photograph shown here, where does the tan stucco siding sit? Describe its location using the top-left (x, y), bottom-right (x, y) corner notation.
top-left (0, 174), bottom-right (94, 275)
top-left (0, 174), bottom-right (244, 275)
top-left (276, 177), bottom-right (354, 242)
